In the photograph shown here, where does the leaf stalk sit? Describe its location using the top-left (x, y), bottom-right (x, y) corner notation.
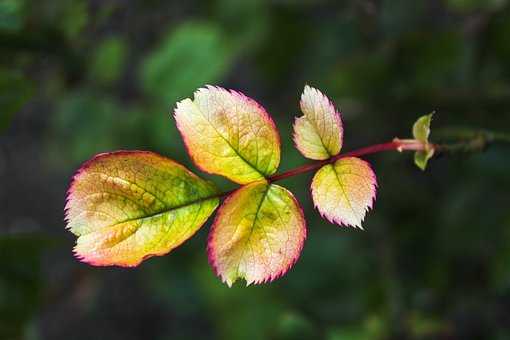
top-left (212, 128), bottom-right (506, 199)
top-left (268, 139), bottom-right (427, 183)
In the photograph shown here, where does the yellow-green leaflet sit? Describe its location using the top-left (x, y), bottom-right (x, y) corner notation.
top-left (311, 157), bottom-right (377, 229)
top-left (413, 114), bottom-right (433, 143)
top-left (63, 84), bottom-right (390, 284)
top-left (412, 113), bottom-right (435, 170)
top-left (208, 181), bottom-right (306, 286)
top-left (174, 86), bottom-right (281, 184)
top-left (65, 151), bottom-right (219, 267)
top-left (293, 85), bottom-right (343, 160)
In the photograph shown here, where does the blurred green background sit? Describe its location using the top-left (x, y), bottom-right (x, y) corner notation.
top-left (1, 0), bottom-right (510, 339)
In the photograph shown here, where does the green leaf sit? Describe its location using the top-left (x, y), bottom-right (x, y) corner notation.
top-left (293, 85), bottom-right (343, 160)
top-left (311, 157), bottom-right (377, 229)
top-left (140, 21), bottom-right (233, 105)
top-left (414, 148), bottom-right (435, 171)
top-left (412, 113), bottom-right (433, 142)
top-left (89, 36), bottom-right (127, 85)
top-left (140, 21), bottom-right (235, 148)
top-left (208, 181), bottom-right (306, 286)
top-left (412, 113), bottom-right (435, 170)
top-left (65, 151), bottom-right (219, 267)
top-left (175, 86), bottom-right (281, 184)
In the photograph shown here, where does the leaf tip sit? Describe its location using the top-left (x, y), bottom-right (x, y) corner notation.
top-left (295, 85), bottom-right (343, 159)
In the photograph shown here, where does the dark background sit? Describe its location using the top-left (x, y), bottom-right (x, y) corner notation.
top-left (1, 0), bottom-right (510, 339)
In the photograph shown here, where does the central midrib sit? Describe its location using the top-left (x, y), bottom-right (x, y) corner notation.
top-left (234, 184), bottom-right (271, 279)
top-left (76, 193), bottom-right (219, 236)
top-left (192, 101), bottom-right (267, 179)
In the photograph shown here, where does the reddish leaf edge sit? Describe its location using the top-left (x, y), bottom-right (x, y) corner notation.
top-left (292, 84), bottom-right (344, 158)
top-left (206, 182), bottom-right (307, 286)
top-left (65, 150), bottom-right (219, 268)
top-left (173, 85), bottom-right (282, 181)
top-left (309, 157), bottom-right (378, 229)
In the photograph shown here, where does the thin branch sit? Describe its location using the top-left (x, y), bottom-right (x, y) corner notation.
top-left (213, 139), bottom-right (425, 198)
top-left (210, 128), bottom-right (508, 199)
top-left (268, 140), bottom-right (425, 182)
top-left (434, 128), bottom-right (510, 154)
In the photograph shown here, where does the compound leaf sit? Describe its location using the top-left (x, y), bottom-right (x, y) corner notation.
top-left (311, 157), bottom-right (377, 229)
top-left (293, 85), bottom-right (343, 160)
top-left (174, 86), bottom-right (281, 184)
top-left (208, 181), bottom-right (306, 286)
top-left (65, 151), bottom-right (219, 267)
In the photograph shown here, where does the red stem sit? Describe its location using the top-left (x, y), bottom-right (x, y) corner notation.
top-left (214, 139), bottom-right (427, 198)
top-left (268, 140), bottom-right (425, 182)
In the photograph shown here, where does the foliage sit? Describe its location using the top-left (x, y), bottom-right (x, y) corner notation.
top-left (65, 85), bottom-right (430, 286)
top-left (89, 36), bottom-right (127, 85)
top-left (66, 151), bottom-right (219, 267)
top-left (3, 1), bottom-right (510, 338)
top-left (412, 113), bottom-right (435, 170)
top-left (140, 22), bottom-right (233, 106)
